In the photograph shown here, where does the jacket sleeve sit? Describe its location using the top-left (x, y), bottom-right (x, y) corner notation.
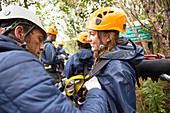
top-left (44, 43), bottom-right (62, 64)
top-left (60, 48), bottom-right (69, 60)
top-left (0, 52), bottom-right (108, 113)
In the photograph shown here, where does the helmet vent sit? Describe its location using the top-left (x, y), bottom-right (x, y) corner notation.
top-left (95, 19), bottom-right (102, 25)
top-left (97, 14), bottom-right (102, 18)
top-left (109, 11), bottom-right (114, 13)
top-left (4, 10), bottom-right (11, 16)
top-left (103, 11), bottom-right (107, 16)
top-left (123, 23), bottom-right (126, 29)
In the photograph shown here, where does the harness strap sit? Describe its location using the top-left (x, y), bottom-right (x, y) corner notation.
top-left (88, 59), bottom-right (111, 78)
top-left (65, 59), bottom-right (111, 97)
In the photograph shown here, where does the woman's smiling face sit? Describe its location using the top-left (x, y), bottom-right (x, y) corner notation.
top-left (87, 29), bottom-right (110, 52)
top-left (87, 29), bottom-right (100, 52)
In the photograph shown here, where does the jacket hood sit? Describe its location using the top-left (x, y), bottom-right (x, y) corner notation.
top-left (0, 35), bottom-right (24, 52)
top-left (56, 46), bottom-right (62, 51)
top-left (76, 49), bottom-right (93, 60)
top-left (101, 37), bottom-right (144, 65)
top-left (43, 40), bottom-right (52, 44)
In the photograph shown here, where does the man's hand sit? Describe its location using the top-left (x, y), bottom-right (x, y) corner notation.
top-left (60, 54), bottom-right (66, 60)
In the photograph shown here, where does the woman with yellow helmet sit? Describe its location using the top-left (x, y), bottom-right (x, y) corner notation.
top-left (86, 7), bottom-right (144, 113)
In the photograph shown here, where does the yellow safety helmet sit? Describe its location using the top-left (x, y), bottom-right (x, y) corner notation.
top-left (58, 42), bottom-right (64, 46)
top-left (86, 7), bottom-right (126, 33)
top-left (76, 32), bottom-right (89, 43)
top-left (46, 27), bottom-right (58, 35)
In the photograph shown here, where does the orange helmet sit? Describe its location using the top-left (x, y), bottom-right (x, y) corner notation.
top-left (76, 32), bottom-right (89, 43)
top-left (46, 27), bottom-right (58, 35)
top-left (86, 7), bottom-right (126, 33)
top-left (58, 42), bottom-right (64, 46)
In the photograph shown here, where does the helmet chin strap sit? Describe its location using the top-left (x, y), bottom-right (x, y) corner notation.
top-left (98, 31), bottom-right (107, 52)
top-left (8, 26), bottom-right (35, 50)
top-left (21, 26), bottom-right (35, 50)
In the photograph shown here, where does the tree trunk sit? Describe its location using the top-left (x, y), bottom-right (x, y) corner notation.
top-left (160, 0), bottom-right (170, 56)
top-left (142, 0), bottom-right (167, 55)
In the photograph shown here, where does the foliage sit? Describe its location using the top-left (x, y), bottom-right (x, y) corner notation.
top-left (136, 78), bottom-right (170, 113)
top-left (63, 40), bottom-right (77, 55)
top-left (1, 0), bottom-right (169, 55)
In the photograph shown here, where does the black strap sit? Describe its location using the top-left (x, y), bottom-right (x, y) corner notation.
top-left (88, 59), bottom-right (111, 78)
top-left (83, 63), bottom-right (88, 76)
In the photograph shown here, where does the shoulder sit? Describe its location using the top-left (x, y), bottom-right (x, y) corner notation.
top-left (105, 59), bottom-right (132, 72)
top-left (0, 50), bottom-right (42, 71)
top-left (67, 54), bottom-right (77, 62)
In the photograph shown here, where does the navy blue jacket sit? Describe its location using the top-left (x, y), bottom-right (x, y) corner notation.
top-left (56, 46), bottom-right (68, 60)
top-left (64, 49), bottom-right (94, 78)
top-left (96, 38), bottom-right (144, 113)
top-left (0, 35), bottom-right (108, 113)
top-left (41, 40), bottom-right (62, 65)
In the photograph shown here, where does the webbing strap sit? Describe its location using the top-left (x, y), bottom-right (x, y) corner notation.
top-left (65, 74), bottom-right (89, 96)
top-left (83, 63), bottom-right (88, 79)
top-left (65, 59), bottom-right (111, 96)
top-left (88, 59), bottom-right (111, 78)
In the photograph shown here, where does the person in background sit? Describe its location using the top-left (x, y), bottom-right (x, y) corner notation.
top-left (86, 7), bottom-right (144, 113)
top-left (63, 32), bottom-right (94, 79)
top-left (40, 27), bottom-right (65, 83)
top-left (0, 5), bottom-right (108, 113)
top-left (56, 42), bottom-right (69, 71)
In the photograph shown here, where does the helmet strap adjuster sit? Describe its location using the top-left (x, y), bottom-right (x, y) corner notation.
top-left (99, 44), bottom-right (104, 51)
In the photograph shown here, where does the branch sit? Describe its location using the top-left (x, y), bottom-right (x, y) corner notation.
top-left (0, 1), bottom-right (2, 11)
top-left (115, 1), bottom-right (151, 54)
top-left (24, 0), bottom-right (28, 9)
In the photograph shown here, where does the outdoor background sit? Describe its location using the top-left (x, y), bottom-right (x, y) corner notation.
top-left (0, 0), bottom-right (169, 112)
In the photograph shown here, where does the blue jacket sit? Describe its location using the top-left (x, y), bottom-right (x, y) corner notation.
top-left (0, 35), bottom-right (108, 113)
top-left (96, 38), bottom-right (144, 113)
top-left (56, 46), bottom-right (69, 60)
top-left (64, 49), bottom-right (94, 78)
top-left (40, 40), bottom-right (62, 65)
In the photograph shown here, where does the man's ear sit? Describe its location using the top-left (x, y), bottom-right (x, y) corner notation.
top-left (14, 26), bottom-right (25, 41)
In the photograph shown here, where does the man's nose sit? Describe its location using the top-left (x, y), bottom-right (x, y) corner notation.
top-left (40, 44), bottom-right (45, 51)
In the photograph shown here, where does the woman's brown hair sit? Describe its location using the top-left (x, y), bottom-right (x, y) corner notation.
top-left (93, 30), bottom-right (119, 66)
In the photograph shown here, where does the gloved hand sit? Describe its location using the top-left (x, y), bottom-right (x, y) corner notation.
top-left (84, 76), bottom-right (101, 90)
